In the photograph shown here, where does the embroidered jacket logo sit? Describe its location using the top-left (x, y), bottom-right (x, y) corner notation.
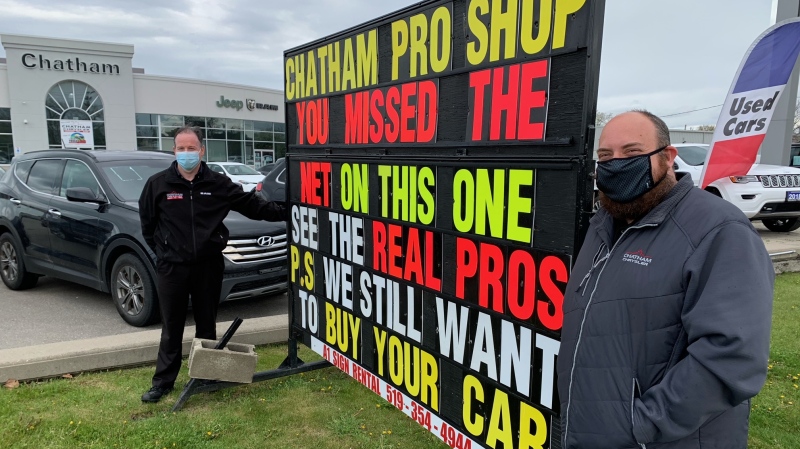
top-left (166, 192), bottom-right (183, 200)
top-left (622, 249), bottom-right (652, 266)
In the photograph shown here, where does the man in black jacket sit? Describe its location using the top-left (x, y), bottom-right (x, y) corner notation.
top-left (138, 126), bottom-right (286, 403)
top-left (557, 111), bottom-right (773, 448)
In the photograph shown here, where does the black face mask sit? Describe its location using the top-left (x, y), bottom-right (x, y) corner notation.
top-left (596, 146), bottom-right (667, 204)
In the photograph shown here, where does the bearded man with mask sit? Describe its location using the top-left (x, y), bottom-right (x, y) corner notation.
top-left (557, 110), bottom-right (774, 448)
top-left (138, 126), bottom-right (287, 403)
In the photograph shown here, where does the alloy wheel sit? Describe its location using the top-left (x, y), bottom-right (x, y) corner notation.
top-left (0, 241), bottom-right (18, 282)
top-left (115, 265), bottom-right (145, 316)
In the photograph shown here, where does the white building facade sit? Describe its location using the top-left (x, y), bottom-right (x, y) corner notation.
top-left (0, 34), bottom-right (285, 167)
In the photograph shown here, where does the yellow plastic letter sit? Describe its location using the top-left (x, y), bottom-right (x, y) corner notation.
top-left (463, 375), bottom-right (485, 436)
top-left (521, 0), bottom-right (552, 55)
top-left (453, 169), bottom-right (475, 233)
top-left (553, 0), bottom-right (586, 49)
top-left (410, 13), bottom-right (428, 77)
top-left (285, 58), bottom-right (295, 100)
top-left (357, 30), bottom-right (378, 87)
top-left (507, 169), bottom-right (533, 243)
top-left (490, 0), bottom-right (518, 62)
top-left (391, 20), bottom-right (409, 81)
top-left (467, 0), bottom-right (489, 66)
top-left (430, 6), bottom-right (452, 73)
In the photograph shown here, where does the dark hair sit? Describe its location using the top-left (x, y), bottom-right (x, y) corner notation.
top-left (630, 109), bottom-right (671, 149)
top-left (173, 126), bottom-right (204, 147)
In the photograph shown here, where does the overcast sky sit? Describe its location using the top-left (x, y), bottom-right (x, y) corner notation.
top-left (0, 0), bottom-right (775, 129)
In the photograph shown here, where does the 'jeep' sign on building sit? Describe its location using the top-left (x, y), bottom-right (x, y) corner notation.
top-left (284, 1), bottom-right (605, 448)
top-left (217, 95), bottom-right (279, 112)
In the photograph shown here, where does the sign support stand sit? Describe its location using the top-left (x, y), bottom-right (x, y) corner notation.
top-left (171, 332), bottom-right (330, 412)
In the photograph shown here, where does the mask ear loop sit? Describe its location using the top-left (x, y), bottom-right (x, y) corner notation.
top-left (647, 145), bottom-right (670, 188)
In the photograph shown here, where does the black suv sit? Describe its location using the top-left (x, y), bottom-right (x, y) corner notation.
top-left (255, 158), bottom-right (286, 203)
top-left (0, 150), bottom-right (287, 326)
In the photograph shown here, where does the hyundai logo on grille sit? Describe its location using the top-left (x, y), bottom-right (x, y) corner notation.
top-left (257, 236), bottom-right (275, 247)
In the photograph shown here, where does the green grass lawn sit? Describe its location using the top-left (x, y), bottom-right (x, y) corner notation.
top-left (748, 272), bottom-right (800, 449)
top-left (1, 343), bottom-right (448, 449)
top-left (2, 273), bottom-right (799, 449)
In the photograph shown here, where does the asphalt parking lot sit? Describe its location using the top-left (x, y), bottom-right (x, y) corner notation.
top-left (0, 277), bottom-right (287, 351)
top-left (754, 222), bottom-right (800, 254)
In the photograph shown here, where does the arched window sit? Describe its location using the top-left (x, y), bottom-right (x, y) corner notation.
top-left (45, 80), bottom-right (106, 149)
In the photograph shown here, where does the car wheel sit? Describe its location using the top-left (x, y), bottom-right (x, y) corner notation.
top-left (762, 218), bottom-right (800, 232)
top-left (110, 253), bottom-right (158, 327)
top-left (0, 232), bottom-right (39, 290)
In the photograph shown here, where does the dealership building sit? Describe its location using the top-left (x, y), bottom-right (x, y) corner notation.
top-left (0, 34), bottom-right (285, 167)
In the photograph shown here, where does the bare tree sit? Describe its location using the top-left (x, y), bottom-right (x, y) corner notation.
top-left (695, 125), bottom-right (715, 132)
top-left (595, 112), bottom-right (614, 127)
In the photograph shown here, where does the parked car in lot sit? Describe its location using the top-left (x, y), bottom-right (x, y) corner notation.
top-left (674, 144), bottom-right (800, 232)
top-left (206, 162), bottom-right (264, 191)
top-left (255, 158), bottom-right (286, 203)
top-left (0, 150), bottom-right (287, 326)
top-left (256, 162), bottom-right (277, 176)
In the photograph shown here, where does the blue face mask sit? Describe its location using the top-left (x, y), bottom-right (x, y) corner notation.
top-left (596, 146), bottom-right (667, 203)
top-left (176, 151), bottom-right (201, 171)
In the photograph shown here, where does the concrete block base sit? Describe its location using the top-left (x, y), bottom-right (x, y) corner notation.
top-left (188, 339), bottom-right (257, 384)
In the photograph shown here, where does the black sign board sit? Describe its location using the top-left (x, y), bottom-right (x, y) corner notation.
top-left (284, 1), bottom-right (605, 447)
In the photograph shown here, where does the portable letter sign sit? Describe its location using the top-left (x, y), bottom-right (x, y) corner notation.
top-left (284, 1), bottom-right (605, 448)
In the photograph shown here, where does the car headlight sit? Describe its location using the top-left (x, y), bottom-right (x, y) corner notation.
top-left (728, 175), bottom-right (759, 184)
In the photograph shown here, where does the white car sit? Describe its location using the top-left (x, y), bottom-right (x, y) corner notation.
top-left (674, 143), bottom-right (800, 232)
top-left (206, 162), bottom-right (264, 192)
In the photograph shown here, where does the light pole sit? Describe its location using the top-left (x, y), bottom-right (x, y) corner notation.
top-left (761, 0), bottom-right (800, 165)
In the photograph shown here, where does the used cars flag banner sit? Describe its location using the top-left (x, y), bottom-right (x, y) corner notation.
top-left (700, 18), bottom-right (800, 189)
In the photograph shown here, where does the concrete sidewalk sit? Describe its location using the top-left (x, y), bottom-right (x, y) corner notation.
top-left (0, 315), bottom-right (288, 383)
top-left (2, 227), bottom-right (799, 384)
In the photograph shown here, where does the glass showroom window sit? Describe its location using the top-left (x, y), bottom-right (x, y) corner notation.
top-left (45, 80), bottom-right (106, 149)
top-left (0, 108), bottom-right (13, 163)
top-left (134, 113), bottom-right (285, 165)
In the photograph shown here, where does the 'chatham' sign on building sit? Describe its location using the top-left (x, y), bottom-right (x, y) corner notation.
top-left (21, 53), bottom-right (120, 75)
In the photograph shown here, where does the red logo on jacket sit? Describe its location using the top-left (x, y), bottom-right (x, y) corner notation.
top-left (166, 192), bottom-right (183, 200)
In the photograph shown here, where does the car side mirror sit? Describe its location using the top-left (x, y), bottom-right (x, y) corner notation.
top-left (66, 187), bottom-right (107, 204)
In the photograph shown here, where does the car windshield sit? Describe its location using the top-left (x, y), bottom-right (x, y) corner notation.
top-left (676, 145), bottom-right (708, 166)
top-left (99, 159), bottom-right (172, 201)
top-left (225, 164), bottom-right (260, 176)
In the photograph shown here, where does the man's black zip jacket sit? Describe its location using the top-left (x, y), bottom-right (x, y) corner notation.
top-left (139, 161), bottom-right (287, 264)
